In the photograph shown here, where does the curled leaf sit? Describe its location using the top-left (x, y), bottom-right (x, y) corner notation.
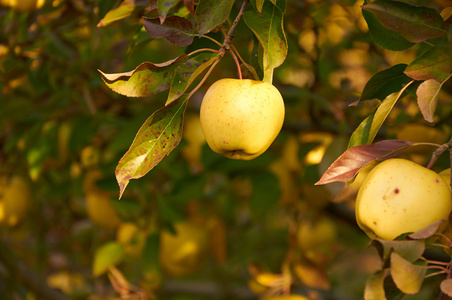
top-left (316, 140), bottom-right (413, 185)
top-left (99, 55), bottom-right (188, 97)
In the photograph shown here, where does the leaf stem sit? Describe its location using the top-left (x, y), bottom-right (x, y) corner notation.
top-left (187, 48), bottom-right (220, 57)
top-left (201, 35), bottom-right (224, 47)
top-left (186, 56), bottom-right (222, 100)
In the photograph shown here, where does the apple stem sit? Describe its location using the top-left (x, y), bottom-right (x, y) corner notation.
top-left (220, 0), bottom-right (249, 80)
top-left (229, 46), bottom-right (243, 80)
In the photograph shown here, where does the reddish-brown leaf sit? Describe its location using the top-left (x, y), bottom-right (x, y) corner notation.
top-left (315, 140), bottom-right (413, 185)
top-left (143, 16), bottom-right (194, 47)
top-left (184, 0), bottom-right (195, 16)
top-left (440, 279), bottom-right (452, 297)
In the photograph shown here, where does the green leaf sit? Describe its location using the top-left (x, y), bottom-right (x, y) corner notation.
top-left (249, 171), bottom-right (281, 217)
top-left (115, 98), bottom-right (188, 198)
top-left (362, 9), bottom-right (414, 51)
top-left (364, 270), bottom-right (387, 300)
top-left (360, 64), bottom-right (410, 101)
top-left (370, 239), bottom-right (425, 265)
top-left (98, 55), bottom-right (188, 97)
top-left (141, 233), bottom-right (162, 284)
top-left (143, 16), bottom-right (195, 47)
top-left (158, 0), bottom-right (180, 22)
top-left (244, 0), bottom-right (287, 83)
top-left (195, 0), bottom-right (235, 37)
top-left (362, 0), bottom-right (446, 43)
top-left (97, 3), bottom-right (147, 27)
top-left (93, 242), bottom-right (125, 277)
top-left (349, 91), bottom-right (402, 148)
top-left (390, 252), bottom-right (426, 294)
top-left (167, 52), bottom-right (220, 104)
top-left (404, 45), bottom-right (452, 82)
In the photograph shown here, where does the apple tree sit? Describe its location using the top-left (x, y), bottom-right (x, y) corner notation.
top-left (0, 0), bottom-right (452, 299)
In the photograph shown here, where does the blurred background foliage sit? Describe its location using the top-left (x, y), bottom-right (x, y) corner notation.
top-left (1, 0), bottom-right (451, 299)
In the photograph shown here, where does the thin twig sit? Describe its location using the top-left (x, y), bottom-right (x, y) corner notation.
top-left (0, 238), bottom-right (70, 300)
top-left (222, 0), bottom-right (249, 49)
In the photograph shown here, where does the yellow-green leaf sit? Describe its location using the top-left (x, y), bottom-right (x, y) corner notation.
top-left (93, 242), bottom-right (125, 277)
top-left (390, 252), bottom-right (426, 294)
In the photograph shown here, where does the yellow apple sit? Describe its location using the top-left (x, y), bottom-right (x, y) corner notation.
top-left (0, 175), bottom-right (31, 227)
top-left (0, 0), bottom-right (45, 12)
top-left (439, 168), bottom-right (451, 188)
top-left (200, 78), bottom-right (285, 160)
top-left (356, 158), bottom-right (451, 240)
top-left (181, 113), bottom-right (206, 172)
top-left (159, 222), bottom-right (208, 276)
top-left (116, 222), bottom-right (147, 258)
top-left (85, 190), bottom-right (121, 230)
top-left (296, 215), bottom-right (337, 250)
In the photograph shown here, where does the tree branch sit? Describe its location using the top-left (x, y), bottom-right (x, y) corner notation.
top-left (0, 238), bottom-right (70, 300)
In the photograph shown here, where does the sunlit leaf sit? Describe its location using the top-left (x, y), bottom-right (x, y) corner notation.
top-left (143, 16), bottom-right (194, 47)
top-left (360, 64), bottom-right (410, 101)
top-left (348, 84), bottom-right (413, 148)
top-left (404, 45), bottom-right (452, 82)
top-left (362, 9), bottom-right (414, 51)
top-left (416, 79), bottom-right (442, 124)
top-left (158, 0), bottom-right (180, 22)
top-left (370, 239), bottom-right (425, 264)
top-left (390, 252), bottom-right (426, 294)
top-left (316, 140), bottom-right (413, 185)
top-left (115, 98), bottom-right (187, 198)
top-left (255, 0), bottom-right (264, 13)
top-left (195, 0), bottom-right (235, 36)
top-left (97, 1), bottom-right (148, 27)
top-left (93, 242), bottom-right (125, 277)
top-left (364, 270), bottom-right (387, 300)
top-left (166, 52), bottom-right (220, 104)
top-left (294, 261), bottom-right (330, 290)
top-left (98, 55), bottom-right (188, 97)
top-left (244, 0), bottom-right (287, 83)
top-left (440, 279), bottom-right (452, 297)
top-left (441, 7), bottom-right (452, 21)
top-left (362, 0), bottom-right (446, 43)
